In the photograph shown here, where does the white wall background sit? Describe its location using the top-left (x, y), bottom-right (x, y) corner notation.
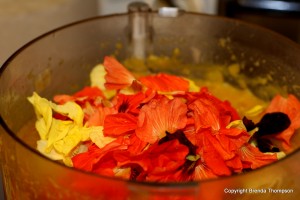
top-left (0, 0), bottom-right (98, 67)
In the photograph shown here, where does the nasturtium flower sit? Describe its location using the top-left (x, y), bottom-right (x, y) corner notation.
top-left (90, 64), bottom-right (107, 91)
top-left (50, 101), bottom-right (84, 126)
top-left (187, 78), bottom-right (200, 92)
top-left (136, 96), bottom-right (188, 144)
top-left (198, 130), bottom-right (232, 177)
top-left (238, 143), bottom-right (278, 169)
top-left (103, 113), bottom-right (137, 137)
top-left (112, 92), bottom-right (145, 114)
top-left (143, 139), bottom-right (189, 182)
top-left (54, 86), bottom-right (104, 104)
top-left (28, 92), bottom-right (106, 161)
top-left (72, 136), bottom-right (130, 173)
top-left (112, 139), bottom-right (189, 182)
top-left (193, 161), bottom-right (219, 181)
top-left (28, 92), bottom-right (52, 140)
top-left (90, 63), bottom-right (117, 99)
top-left (139, 73), bottom-right (190, 92)
top-left (187, 89), bottom-right (240, 129)
top-left (103, 56), bottom-right (136, 90)
top-left (263, 94), bottom-right (300, 151)
top-left (84, 104), bottom-right (116, 127)
top-left (53, 126), bottom-right (83, 155)
top-left (46, 119), bottom-right (74, 151)
top-left (37, 139), bottom-right (64, 160)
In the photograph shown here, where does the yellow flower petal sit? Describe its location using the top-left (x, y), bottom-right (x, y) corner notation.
top-left (226, 120), bottom-right (247, 130)
top-left (37, 139), bottom-right (64, 160)
top-left (89, 126), bottom-right (115, 148)
top-left (63, 157), bottom-right (73, 167)
top-left (80, 126), bottom-right (100, 141)
top-left (46, 119), bottom-right (73, 152)
top-left (28, 92), bottom-right (52, 140)
top-left (90, 63), bottom-right (116, 99)
top-left (187, 78), bottom-right (200, 92)
top-left (276, 151), bottom-right (286, 160)
top-left (186, 154), bottom-right (200, 161)
top-left (245, 105), bottom-right (265, 118)
top-left (50, 101), bottom-right (84, 126)
top-left (53, 126), bottom-right (82, 155)
top-left (90, 64), bottom-right (106, 91)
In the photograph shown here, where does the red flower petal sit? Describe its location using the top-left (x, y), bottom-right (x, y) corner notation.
top-left (53, 94), bottom-right (73, 105)
top-left (112, 92), bottom-right (145, 114)
top-left (218, 128), bottom-right (250, 150)
top-left (127, 134), bottom-right (148, 155)
top-left (103, 113), bottom-right (137, 137)
top-left (148, 140), bottom-right (188, 170)
top-left (72, 137), bottom-right (129, 173)
top-left (103, 56), bottom-right (136, 90)
top-left (53, 87), bottom-right (104, 105)
top-left (193, 162), bottom-right (219, 181)
top-left (264, 94), bottom-right (300, 150)
top-left (136, 96), bottom-right (188, 144)
top-left (74, 87), bottom-right (104, 99)
top-left (139, 73), bottom-right (189, 92)
top-left (116, 139), bottom-right (189, 182)
top-left (238, 143), bottom-right (278, 169)
top-left (188, 91), bottom-right (240, 133)
top-left (200, 131), bottom-right (232, 176)
top-left (225, 155), bottom-right (243, 173)
top-left (145, 140), bottom-right (189, 181)
top-left (72, 144), bottom-right (102, 171)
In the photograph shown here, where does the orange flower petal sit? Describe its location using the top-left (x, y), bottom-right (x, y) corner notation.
top-left (136, 96), bottom-right (188, 144)
top-left (103, 113), bottom-right (137, 137)
top-left (188, 98), bottom-right (221, 131)
top-left (188, 91), bottom-right (240, 133)
top-left (199, 130), bottom-right (236, 161)
top-left (103, 56), bottom-right (135, 90)
top-left (139, 73), bottom-right (189, 92)
top-left (73, 86), bottom-right (104, 99)
top-left (238, 143), bottom-right (278, 169)
top-left (85, 105), bottom-right (116, 127)
top-left (53, 87), bottom-right (104, 105)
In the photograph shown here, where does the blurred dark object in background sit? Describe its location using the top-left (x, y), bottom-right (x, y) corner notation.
top-left (218, 0), bottom-right (300, 43)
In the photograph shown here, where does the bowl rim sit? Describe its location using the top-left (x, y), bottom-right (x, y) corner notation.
top-left (1, 11), bottom-right (300, 187)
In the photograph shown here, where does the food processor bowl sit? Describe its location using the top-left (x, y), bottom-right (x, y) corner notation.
top-left (0, 6), bottom-right (300, 200)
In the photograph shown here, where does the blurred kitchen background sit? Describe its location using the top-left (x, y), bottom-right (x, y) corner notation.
top-left (0, 0), bottom-right (300, 198)
top-left (1, 0), bottom-right (300, 67)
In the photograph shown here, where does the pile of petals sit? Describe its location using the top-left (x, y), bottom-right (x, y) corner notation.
top-left (28, 56), bottom-right (300, 182)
